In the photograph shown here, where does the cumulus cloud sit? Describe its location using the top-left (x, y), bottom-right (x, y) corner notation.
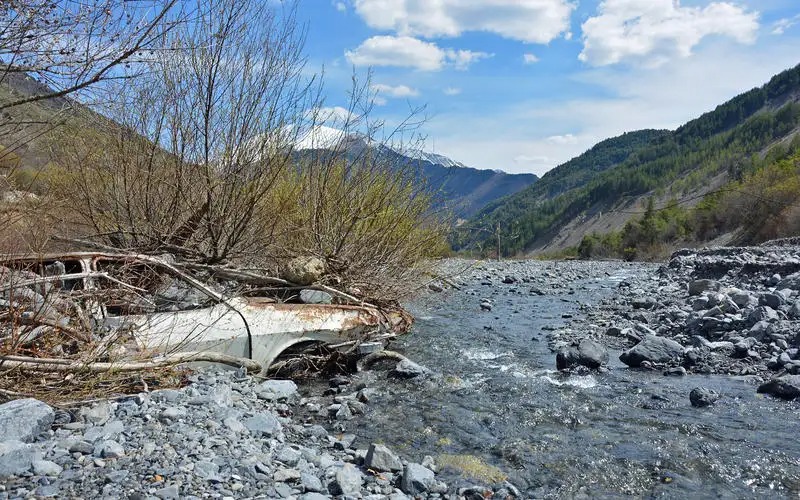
top-left (371, 83), bottom-right (420, 98)
top-left (580, 0), bottom-right (759, 67)
top-left (345, 36), bottom-right (490, 71)
top-left (353, 0), bottom-right (574, 44)
top-left (333, 1), bottom-right (346, 12)
top-left (546, 133), bottom-right (578, 145)
top-left (523, 53), bottom-right (539, 64)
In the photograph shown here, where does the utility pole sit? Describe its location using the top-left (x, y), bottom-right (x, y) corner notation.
top-left (496, 222), bottom-right (501, 261)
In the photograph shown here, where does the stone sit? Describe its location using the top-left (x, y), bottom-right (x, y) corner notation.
top-left (789, 301), bottom-right (800, 319)
top-left (68, 441), bottom-right (94, 455)
top-left (194, 460), bottom-right (220, 480)
top-left (274, 468), bottom-right (301, 482)
top-left (556, 339), bottom-right (609, 370)
top-left (277, 447), bottom-right (302, 467)
top-left (364, 444), bottom-right (403, 472)
top-left (94, 440), bottom-right (124, 459)
top-left (0, 440), bottom-right (38, 477)
top-left (32, 460), bottom-right (62, 476)
top-left (79, 401), bottom-right (111, 425)
top-left (256, 380), bottom-right (299, 401)
top-left (223, 416), bottom-right (246, 433)
top-left (330, 463), bottom-right (363, 496)
top-left (401, 463), bottom-right (435, 496)
top-left (244, 412), bottom-right (282, 437)
top-left (689, 387), bottom-right (719, 407)
top-left (759, 293), bottom-right (785, 309)
top-left (155, 485), bottom-right (181, 499)
top-left (0, 398), bottom-right (54, 443)
top-left (391, 359), bottom-right (432, 379)
top-left (777, 272), bottom-right (800, 291)
top-left (731, 291), bottom-right (755, 308)
top-left (299, 289), bottom-right (333, 304)
top-left (282, 256), bottom-right (325, 285)
top-left (301, 472), bottom-right (323, 492)
top-left (619, 335), bottom-right (684, 367)
top-left (301, 494), bottom-right (329, 500)
top-left (160, 407), bottom-right (188, 421)
top-left (688, 279), bottom-right (720, 296)
top-left (757, 375), bottom-right (800, 400)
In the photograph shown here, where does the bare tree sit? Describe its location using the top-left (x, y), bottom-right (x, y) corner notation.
top-left (53, 0), bottom-right (320, 264)
top-left (0, 0), bottom-right (184, 111)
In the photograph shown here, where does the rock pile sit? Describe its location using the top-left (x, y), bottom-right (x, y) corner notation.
top-left (0, 368), bottom-right (476, 498)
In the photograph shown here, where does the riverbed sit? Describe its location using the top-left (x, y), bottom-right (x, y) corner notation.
top-left (331, 259), bottom-right (800, 498)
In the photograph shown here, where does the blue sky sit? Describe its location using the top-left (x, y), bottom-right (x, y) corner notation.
top-left (298, 0), bottom-right (800, 175)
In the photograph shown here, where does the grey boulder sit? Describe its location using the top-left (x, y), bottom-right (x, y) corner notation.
top-left (330, 463), bottom-right (363, 496)
top-left (0, 398), bottom-right (54, 443)
top-left (282, 256), bottom-right (325, 285)
top-left (401, 463), bottom-right (436, 496)
top-left (244, 412), bottom-right (282, 437)
top-left (758, 375), bottom-right (800, 400)
top-left (365, 443), bottom-right (403, 472)
top-left (256, 379), bottom-right (299, 401)
top-left (0, 440), bottom-right (39, 477)
top-left (556, 339), bottom-right (609, 370)
top-left (619, 335), bottom-right (684, 367)
top-left (689, 387), bottom-right (719, 407)
top-left (688, 279), bottom-right (720, 296)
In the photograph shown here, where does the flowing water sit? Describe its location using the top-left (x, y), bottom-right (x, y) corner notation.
top-left (339, 262), bottom-right (800, 498)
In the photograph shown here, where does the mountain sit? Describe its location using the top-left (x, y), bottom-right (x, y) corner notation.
top-left (457, 63), bottom-right (800, 257)
top-left (295, 127), bottom-right (538, 218)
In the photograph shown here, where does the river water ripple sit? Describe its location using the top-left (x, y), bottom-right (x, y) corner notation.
top-left (337, 261), bottom-right (800, 498)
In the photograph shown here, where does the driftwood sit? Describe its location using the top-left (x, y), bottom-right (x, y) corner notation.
top-left (356, 349), bottom-right (411, 372)
top-left (0, 351), bottom-right (262, 373)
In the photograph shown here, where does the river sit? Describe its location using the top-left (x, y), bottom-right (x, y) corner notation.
top-left (330, 260), bottom-right (800, 498)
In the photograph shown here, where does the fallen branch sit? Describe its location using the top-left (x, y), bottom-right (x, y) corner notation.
top-left (0, 351), bottom-right (262, 373)
top-left (357, 349), bottom-right (411, 372)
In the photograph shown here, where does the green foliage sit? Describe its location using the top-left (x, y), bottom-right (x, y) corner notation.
top-left (458, 63), bottom-right (800, 257)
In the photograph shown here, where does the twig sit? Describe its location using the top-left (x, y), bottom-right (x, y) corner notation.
top-left (0, 351), bottom-right (262, 373)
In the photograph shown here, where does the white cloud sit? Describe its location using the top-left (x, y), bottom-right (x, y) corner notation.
top-left (772, 15), bottom-right (800, 35)
top-left (334, 1), bottom-right (346, 12)
top-left (580, 0), bottom-right (760, 67)
top-left (371, 83), bottom-right (420, 98)
top-left (445, 48), bottom-right (492, 70)
top-left (546, 133), bottom-right (578, 145)
top-left (523, 53), bottom-right (539, 64)
top-left (352, 0), bottom-right (574, 44)
top-left (422, 41), bottom-right (800, 174)
top-left (443, 87), bottom-right (461, 96)
top-left (345, 36), bottom-right (490, 71)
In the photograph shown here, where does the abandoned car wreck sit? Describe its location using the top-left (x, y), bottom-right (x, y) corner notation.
top-left (0, 252), bottom-right (413, 384)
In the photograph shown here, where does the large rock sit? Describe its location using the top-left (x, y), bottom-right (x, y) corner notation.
top-left (689, 387), bottom-right (719, 407)
top-left (757, 375), bottom-right (800, 400)
top-left (256, 380), bottom-right (298, 401)
top-left (0, 440), bottom-right (38, 477)
top-left (556, 339), bottom-right (609, 370)
top-left (330, 463), bottom-right (363, 496)
top-left (688, 279), bottom-right (720, 296)
top-left (391, 359), bottom-right (432, 379)
top-left (244, 412), bottom-right (282, 437)
top-left (777, 272), bottom-right (800, 291)
top-left (619, 335), bottom-right (684, 367)
top-left (0, 399), bottom-right (54, 443)
top-left (282, 257), bottom-right (325, 285)
top-left (364, 443), bottom-right (403, 472)
top-left (401, 463), bottom-right (436, 496)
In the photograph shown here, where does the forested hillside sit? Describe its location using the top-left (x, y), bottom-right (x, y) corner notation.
top-left (456, 63), bottom-right (800, 257)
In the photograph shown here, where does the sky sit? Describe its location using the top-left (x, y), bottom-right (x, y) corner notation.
top-left (299, 0), bottom-right (800, 175)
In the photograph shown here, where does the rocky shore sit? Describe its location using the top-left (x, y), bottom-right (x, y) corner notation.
top-left (538, 240), bottom-right (800, 401)
top-left (0, 365), bottom-right (517, 500)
